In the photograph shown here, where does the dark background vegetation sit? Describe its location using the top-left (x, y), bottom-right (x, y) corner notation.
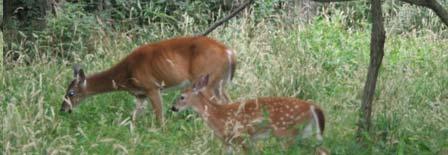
top-left (3, 0), bottom-right (446, 64)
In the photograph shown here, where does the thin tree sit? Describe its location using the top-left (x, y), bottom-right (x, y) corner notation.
top-left (358, 0), bottom-right (385, 141)
top-left (202, 0), bottom-right (448, 144)
top-left (310, 0), bottom-right (448, 143)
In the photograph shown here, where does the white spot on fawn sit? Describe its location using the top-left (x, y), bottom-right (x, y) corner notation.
top-left (310, 105), bottom-right (323, 142)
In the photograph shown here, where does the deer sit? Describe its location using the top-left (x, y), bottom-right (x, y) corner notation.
top-left (60, 36), bottom-right (237, 124)
top-left (171, 75), bottom-right (327, 154)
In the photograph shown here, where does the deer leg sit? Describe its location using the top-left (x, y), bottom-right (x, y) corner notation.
top-left (272, 129), bottom-right (297, 149)
top-left (147, 90), bottom-right (164, 125)
top-left (132, 95), bottom-right (147, 122)
top-left (241, 140), bottom-right (255, 155)
top-left (283, 136), bottom-right (297, 150)
top-left (212, 87), bottom-right (227, 104)
top-left (301, 121), bottom-right (314, 139)
top-left (219, 88), bottom-right (231, 103)
top-left (223, 142), bottom-right (234, 155)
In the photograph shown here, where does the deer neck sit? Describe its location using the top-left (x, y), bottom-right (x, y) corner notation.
top-left (193, 94), bottom-right (221, 116)
top-left (84, 64), bottom-right (128, 96)
top-left (192, 93), bottom-right (230, 136)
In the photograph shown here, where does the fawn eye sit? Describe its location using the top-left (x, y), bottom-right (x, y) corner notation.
top-left (180, 95), bottom-right (185, 100)
top-left (68, 90), bottom-right (76, 96)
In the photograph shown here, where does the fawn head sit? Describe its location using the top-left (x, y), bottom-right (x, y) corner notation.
top-left (171, 75), bottom-right (212, 112)
top-left (60, 65), bottom-right (88, 113)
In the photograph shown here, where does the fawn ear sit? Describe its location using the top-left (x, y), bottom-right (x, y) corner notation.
top-left (193, 74), bottom-right (209, 92)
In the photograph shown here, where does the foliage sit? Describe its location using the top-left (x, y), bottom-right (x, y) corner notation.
top-left (4, 0), bottom-right (447, 63)
top-left (2, 8), bottom-right (448, 154)
top-left (2, 0), bottom-right (448, 154)
top-left (387, 2), bottom-right (448, 36)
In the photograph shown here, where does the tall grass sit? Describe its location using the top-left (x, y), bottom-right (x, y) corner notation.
top-left (2, 7), bottom-right (448, 155)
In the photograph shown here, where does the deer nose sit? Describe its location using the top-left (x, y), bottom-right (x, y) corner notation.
top-left (171, 106), bottom-right (178, 112)
top-left (60, 104), bottom-right (72, 113)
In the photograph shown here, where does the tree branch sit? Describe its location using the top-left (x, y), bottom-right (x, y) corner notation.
top-left (200, 0), bottom-right (254, 36)
top-left (426, 0), bottom-right (448, 26)
top-left (399, 0), bottom-right (448, 27)
top-left (400, 0), bottom-right (429, 6)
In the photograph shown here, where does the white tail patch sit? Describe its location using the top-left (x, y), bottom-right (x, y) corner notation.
top-left (225, 49), bottom-right (234, 83)
top-left (310, 105), bottom-right (323, 142)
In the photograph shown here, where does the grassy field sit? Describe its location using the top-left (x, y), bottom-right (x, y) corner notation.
top-left (2, 15), bottom-right (448, 154)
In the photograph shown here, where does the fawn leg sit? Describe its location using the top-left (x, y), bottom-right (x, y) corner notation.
top-left (132, 95), bottom-right (147, 122)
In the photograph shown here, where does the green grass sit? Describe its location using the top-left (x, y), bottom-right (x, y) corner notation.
top-left (2, 16), bottom-right (448, 154)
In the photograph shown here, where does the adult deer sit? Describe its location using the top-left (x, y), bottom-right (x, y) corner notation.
top-left (60, 36), bottom-right (237, 124)
top-left (171, 75), bottom-right (326, 154)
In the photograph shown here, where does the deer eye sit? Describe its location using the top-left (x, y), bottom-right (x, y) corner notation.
top-left (68, 90), bottom-right (76, 96)
top-left (180, 95), bottom-right (185, 100)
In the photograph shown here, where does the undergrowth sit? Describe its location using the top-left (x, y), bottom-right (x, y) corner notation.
top-left (2, 4), bottom-right (448, 155)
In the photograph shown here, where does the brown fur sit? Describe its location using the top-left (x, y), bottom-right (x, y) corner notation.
top-left (61, 36), bottom-right (237, 124)
top-left (173, 76), bottom-right (326, 153)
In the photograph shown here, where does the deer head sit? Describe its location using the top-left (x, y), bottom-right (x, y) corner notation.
top-left (60, 65), bottom-right (88, 113)
top-left (171, 75), bottom-right (213, 112)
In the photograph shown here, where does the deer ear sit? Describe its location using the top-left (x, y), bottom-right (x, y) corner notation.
top-left (73, 64), bottom-right (81, 77)
top-left (73, 64), bottom-right (86, 85)
top-left (78, 68), bottom-right (87, 88)
top-left (78, 68), bottom-right (86, 81)
top-left (193, 74), bottom-right (209, 92)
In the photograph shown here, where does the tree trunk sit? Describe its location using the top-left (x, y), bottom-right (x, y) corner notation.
top-left (309, 0), bottom-right (447, 146)
top-left (356, 0), bottom-right (385, 142)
